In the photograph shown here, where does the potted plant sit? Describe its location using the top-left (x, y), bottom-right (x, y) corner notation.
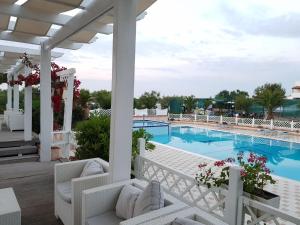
top-left (195, 152), bottom-right (279, 217)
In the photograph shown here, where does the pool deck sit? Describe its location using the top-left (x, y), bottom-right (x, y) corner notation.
top-left (145, 142), bottom-right (300, 220)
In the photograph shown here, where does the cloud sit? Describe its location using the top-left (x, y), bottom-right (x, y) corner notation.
top-left (52, 0), bottom-right (300, 98)
top-left (220, 1), bottom-right (300, 38)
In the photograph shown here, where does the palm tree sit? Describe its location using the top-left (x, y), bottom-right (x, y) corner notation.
top-left (254, 83), bottom-right (286, 119)
top-left (184, 95), bottom-right (197, 113)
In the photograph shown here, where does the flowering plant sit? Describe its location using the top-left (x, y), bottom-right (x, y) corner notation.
top-left (9, 53), bottom-right (81, 113)
top-left (195, 152), bottom-right (276, 195)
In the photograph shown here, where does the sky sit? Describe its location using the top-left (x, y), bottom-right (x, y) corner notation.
top-left (2, 0), bottom-right (300, 98)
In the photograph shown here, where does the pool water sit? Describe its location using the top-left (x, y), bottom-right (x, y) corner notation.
top-left (141, 124), bottom-right (300, 181)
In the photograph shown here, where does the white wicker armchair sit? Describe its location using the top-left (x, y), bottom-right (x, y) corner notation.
top-left (54, 158), bottom-right (110, 225)
top-left (82, 179), bottom-right (188, 225)
top-left (137, 207), bottom-right (228, 225)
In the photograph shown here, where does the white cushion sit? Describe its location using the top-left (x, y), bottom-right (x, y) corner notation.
top-left (56, 181), bottom-right (72, 203)
top-left (86, 211), bottom-right (123, 225)
top-left (80, 160), bottom-right (104, 177)
top-left (133, 180), bottom-right (164, 217)
top-left (172, 217), bottom-right (205, 225)
top-left (116, 185), bottom-right (142, 219)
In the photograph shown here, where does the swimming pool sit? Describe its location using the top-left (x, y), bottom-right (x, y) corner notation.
top-left (141, 124), bottom-right (300, 181)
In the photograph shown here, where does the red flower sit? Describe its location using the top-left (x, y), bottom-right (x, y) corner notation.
top-left (240, 170), bottom-right (247, 177)
top-left (214, 160), bottom-right (225, 167)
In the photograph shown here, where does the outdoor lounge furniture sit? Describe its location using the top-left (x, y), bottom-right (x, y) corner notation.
top-left (137, 207), bottom-right (228, 225)
top-left (82, 179), bottom-right (188, 225)
top-left (0, 188), bottom-right (21, 225)
top-left (55, 158), bottom-right (110, 225)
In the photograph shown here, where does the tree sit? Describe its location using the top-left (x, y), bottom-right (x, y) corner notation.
top-left (92, 90), bottom-right (111, 109)
top-left (184, 95), bottom-right (197, 113)
top-left (159, 96), bottom-right (182, 109)
top-left (137, 91), bottom-right (160, 109)
top-left (79, 89), bottom-right (90, 108)
top-left (204, 98), bottom-right (213, 110)
top-left (215, 90), bottom-right (231, 102)
top-left (235, 95), bottom-right (252, 113)
top-left (254, 83), bottom-right (286, 119)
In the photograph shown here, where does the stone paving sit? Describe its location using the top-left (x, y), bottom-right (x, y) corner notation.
top-left (145, 143), bottom-right (300, 223)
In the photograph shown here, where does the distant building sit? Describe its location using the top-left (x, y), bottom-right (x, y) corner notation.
top-left (287, 81), bottom-right (300, 99)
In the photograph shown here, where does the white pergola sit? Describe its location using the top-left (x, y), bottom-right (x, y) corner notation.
top-left (0, 0), bottom-right (156, 183)
top-left (1, 44), bottom-right (63, 140)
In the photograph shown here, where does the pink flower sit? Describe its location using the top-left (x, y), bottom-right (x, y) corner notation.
top-left (240, 170), bottom-right (247, 177)
top-left (264, 168), bottom-right (271, 174)
top-left (214, 160), bottom-right (225, 167)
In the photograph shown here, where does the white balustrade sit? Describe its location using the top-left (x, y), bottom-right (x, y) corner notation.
top-left (237, 196), bottom-right (300, 225)
top-left (168, 114), bottom-right (300, 132)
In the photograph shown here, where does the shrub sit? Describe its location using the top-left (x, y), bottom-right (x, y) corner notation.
top-left (74, 115), bottom-right (155, 162)
top-left (132, 128), bottom-right (155, 160)
top-left (75, 116), bottom-right (110, 160)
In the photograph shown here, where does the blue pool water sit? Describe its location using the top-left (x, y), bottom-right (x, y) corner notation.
top-left (134, 122), bottom-right (300, 181)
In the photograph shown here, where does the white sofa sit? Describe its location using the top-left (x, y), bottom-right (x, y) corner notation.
top-left (137, 207), bottom-right (228, 225)
top-left (55, 158), bottom-right (110, 225)
top-left (82, 179), bottom-right (188, 225)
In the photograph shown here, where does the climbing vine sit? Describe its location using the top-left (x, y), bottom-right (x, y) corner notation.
top-left (10, 53), bottom-right (81, 113)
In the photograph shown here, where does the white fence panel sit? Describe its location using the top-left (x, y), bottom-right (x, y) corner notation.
top-left (182, 114), bottom-right (194, 121)
top-left (222, 116), bottom-right (236, 124)
top-left (136, 156), bottom-right (228, 221)
top-left (237, 196), bottom-right (300, 225)
top-left (196, 115), bottom-right (207, 121)
top-left (273, 120), bottom-right (291, 129)
top-left (209, 115), bottom-right (221, 123)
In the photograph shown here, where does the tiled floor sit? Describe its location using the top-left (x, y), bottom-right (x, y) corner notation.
top-left (145, 143), bottom-right (300, 220)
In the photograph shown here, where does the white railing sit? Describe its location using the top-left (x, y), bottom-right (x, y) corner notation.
top-left (135, 155), bottom-right (228, 221)
top-left (137, 138), bottom-right (300, 225)
top-left (169, 113), bottom-right (300, 132)
top-left (89, 108), bottom-right (111, 117)
top-left (237, 196), bottom-right (300, 225)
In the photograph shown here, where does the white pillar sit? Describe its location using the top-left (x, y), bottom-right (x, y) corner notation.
top-left (225, 166), bottom-right (243, 225)
top-left (6, 74), bottom-right (12, 110)
top-left (57, 68), bottom-right (76, 159)
top-left (291, 120), bottom-right (294, 132)
top-left (40, 44), bottom-right (52, 161)
top-left (220, 115), bottom-right (223, 124)
top-left (235, 114), bottom-right (238, 125)
top-left (109, 0), bottom-right (137, 183)
top-left (270, 119), bottom-right (274, 130)
top-left (13, 73), bottom-right (19, 112)
top-left (251, 117), bottom-right (255, 127)
top-left (24, 66), bottom-right (32, 141)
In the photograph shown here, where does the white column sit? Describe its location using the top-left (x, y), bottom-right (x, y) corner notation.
top-left (13, 73), bottom-right (19, 112)
top-left (109, 0), bottom-right (137, 183)
top-left (225, 166), bottom-right (243, 225)
top-left (40, 43), bottom-right (52, 161)
top-left (6, 74), bottom-right (12, 110)
top-left (57, 69), bottom-right (76, 159)
top-left (24, 66), bottom-right (32, 141)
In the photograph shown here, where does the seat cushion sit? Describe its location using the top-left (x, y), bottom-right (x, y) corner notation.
top-left (172, 217), bottom-right (205, 225)
top-left (56, 181), bottom-right (72, 204)
top-left (116, 184), bottom-right (142, 219)
top-left (86, 211), bottom-right (123, 225)
top-left (80, 160), bottom-right (104, 177)
top-left (133, 180), bottom-right (164, 217)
